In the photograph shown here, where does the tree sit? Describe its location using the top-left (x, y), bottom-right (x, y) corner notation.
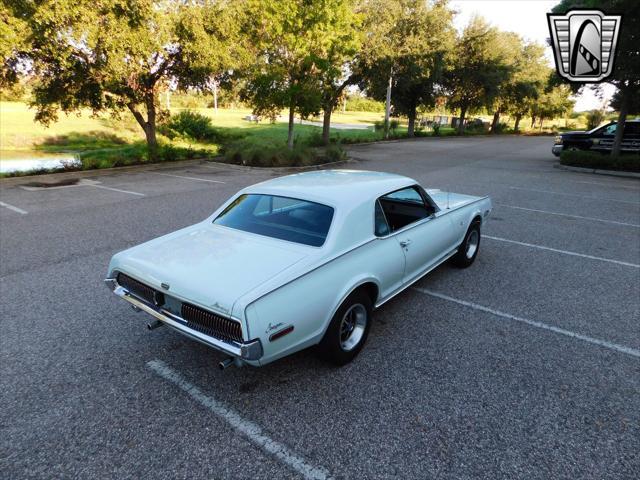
top-left (552, 0), bottom-right (640, 156)
top-left (8, 0), bottom-right (239, 159)
top-left (504, 44), bottom-right (551, 132)
top-left (491, 39), bottom-right (549, 132)
top-left (316, 1), bottom-right (362, 145)
top-left (357, 0), bottom-right (455, 137)
top-left (243, 0), bottom-right (359, 149)
top-left (0, 1), bottom-right (30, 87)
top-left (487, 31), bottom-right (521, 133)
top-left (585, 109), bottom-right (606, 129)
top-left (444, 16), bottom-right (511, 134)
top-left (530, 84), bottom-right (575, 129)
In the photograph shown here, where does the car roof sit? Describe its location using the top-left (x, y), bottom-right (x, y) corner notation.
top-left (246, 170), bottom-right (417, 206)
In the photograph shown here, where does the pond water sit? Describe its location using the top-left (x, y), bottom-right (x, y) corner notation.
top-left (0, 150), bottom-right (81, 174)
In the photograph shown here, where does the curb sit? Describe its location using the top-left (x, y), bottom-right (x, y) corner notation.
top-left (554, 162), bottom-right (640, 179)
top-left (0, 156), bottom-right (356, 187)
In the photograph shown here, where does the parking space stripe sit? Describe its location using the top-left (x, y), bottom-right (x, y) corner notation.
top-left (484, 235), bottom-right (640, 268)
top-left (573, 179), bottom-right (640, 190)
top-left (151, 172), bottom-right (226, 183)
top-left (497, 204), bottom-right (640, 228)
top-left (414, 288), bottom-right (640, 358)
top-left (89, 184), bottom-right (145, 196)
top-left (147, 359), bottom-right (330, 480)
top-left (508, 186), bottom-right (640, 205)
top-left (0, 201), bottom-right (28, 215)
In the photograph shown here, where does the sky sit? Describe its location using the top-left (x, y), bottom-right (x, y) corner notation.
top-left (450, 0), bottom-right (615, 112)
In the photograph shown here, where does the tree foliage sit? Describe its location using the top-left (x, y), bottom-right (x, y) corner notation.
top-left (8, 0), bottom-right (240, 158)
top-left (443, 16), bottom-right (512, 134)
top-left (358, 0), bottom-right (455, 137)
top-left (242, 0), bottom-right (361, 149)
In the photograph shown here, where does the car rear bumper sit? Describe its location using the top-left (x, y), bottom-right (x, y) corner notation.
top-left (104, 278), bottom-right (263, 361)
top-left (552, 145), bottom-right (563, 156)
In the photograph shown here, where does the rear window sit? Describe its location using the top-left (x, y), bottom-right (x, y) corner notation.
top-left (213, 194), bottom-right (334, 247)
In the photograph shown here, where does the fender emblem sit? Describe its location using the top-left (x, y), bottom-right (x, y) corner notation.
top-left (161, 283), bottom-right (170, 290)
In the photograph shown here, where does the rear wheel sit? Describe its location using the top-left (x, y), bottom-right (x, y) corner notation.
top-left (451, 220), bottom-right (481, 268)
top-left (318, 290), bottom-right (372, 366)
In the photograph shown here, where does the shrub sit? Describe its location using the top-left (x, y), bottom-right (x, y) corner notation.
top-left (223, 138), bottom-right (318, 167)
top-left (159, 110), bottom-right (215, 140)
top-left (373, 119), bottom-right (400, 133)
top-left (560, 150), bottom-right (640, 172)
top-left (159, 110), bottom-right (243, 143)
top-left (344, 95), bottom-right (385, 113)
top-left (323, 144), bottom-right (347, 163)
top-left (432, 124), bottom-right (441, 136)
top-left (586, 109), bottom-right (606, 130)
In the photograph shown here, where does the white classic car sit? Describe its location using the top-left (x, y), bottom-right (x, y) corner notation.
top-left (105, 170), bottom-right (491, 368)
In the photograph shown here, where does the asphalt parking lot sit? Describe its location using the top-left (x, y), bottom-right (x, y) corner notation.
top-left (1, 135), bottom-right (639, 479)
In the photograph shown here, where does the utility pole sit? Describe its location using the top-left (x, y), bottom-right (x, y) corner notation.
top-left (384, 67), bottom-right (393, 139)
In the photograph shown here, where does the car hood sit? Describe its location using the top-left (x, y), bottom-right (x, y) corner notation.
top-left (561, 130), bottom-right (591, 138)
top-left (109, 223), bottom-right (308, 316)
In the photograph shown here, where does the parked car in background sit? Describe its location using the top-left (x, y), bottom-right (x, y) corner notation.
top-left (105, 171), bottom-right (492, 368)
top-left (552, 119), bottom-right (640, 156)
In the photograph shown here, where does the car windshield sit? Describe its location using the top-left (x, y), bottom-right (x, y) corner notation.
top-left (213, 194), bottom-right (334, 247)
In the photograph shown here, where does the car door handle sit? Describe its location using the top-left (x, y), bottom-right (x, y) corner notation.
top-left (400, 239), bottom-right (412, 248)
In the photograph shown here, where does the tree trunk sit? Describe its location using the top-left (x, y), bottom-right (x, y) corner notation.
top-left (491, 110), bottom-right (500, 133)
top-left (384, 72), bottom-right (392, 139)
top-left (457, 106), bottom-right (467, 135)
top-left (611, 87), bottom-right (628, 157)
top-left (322, 108), bottom-right (332, 146)
top-left (514, 114), bottom-right (522, 132)
top-left (407, 104), bottom-right (417, 138)
top-left (128, 99), bottom-right (158, 160)
top-left (539, 117), bottom-right (544, 132)
top-left (287, 102), bottom-right (295, 150)
top-left (145, 94), bottom-right (158, 159)
top-left (531, 115), bottom-right (536, 128)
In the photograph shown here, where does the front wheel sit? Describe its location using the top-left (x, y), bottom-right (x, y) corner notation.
top-left (451, 220), bottom-right (481, 268)
top-left (318, 290), bottom-right (372, 366)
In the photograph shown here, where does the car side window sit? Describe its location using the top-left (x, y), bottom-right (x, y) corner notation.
top-left (624, 122), bottom-right (640, 135)
top-left (374, 200), bottom-right (390, 237)
top-left (602, 124), bottom-right (617, 135)
top-left (378, 186), bottom-right (432, 233)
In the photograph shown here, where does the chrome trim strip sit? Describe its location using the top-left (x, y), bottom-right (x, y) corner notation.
top-left (105, 278), bottom-right (262, 360)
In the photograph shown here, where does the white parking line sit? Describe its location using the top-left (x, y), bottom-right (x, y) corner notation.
top-left (89, 184), bottom-right (145, 196)
top-left (151, 172), bottom-right (226, 184)
top-left (413, 288), bottom-right (640, 358)
top-left (0, 201), bottom-right (28, 215)
top-left (484, 235), bottom-right (640, 268)
top-left (574, 179), bottom-right (640, 190)
top-left (497, 204), bottom-right (640, 228)
top-left (508, 186), bottom-right (640, 206)
top-left (147, 359), bottom-right (330, 480)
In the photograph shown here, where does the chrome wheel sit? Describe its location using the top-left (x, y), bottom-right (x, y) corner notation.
top-left (339, 303), bottom-right (367, 351)
top-left (466, 229), bottom-right (479, 259)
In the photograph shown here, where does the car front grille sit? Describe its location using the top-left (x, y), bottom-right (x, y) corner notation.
top-left (117, 272), bottom-right (164, 306)
top-left (181, 302), bottom-right (243, 343)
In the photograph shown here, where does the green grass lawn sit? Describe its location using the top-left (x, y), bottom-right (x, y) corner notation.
top-left (0, 100), bottom-right (556, 176)
top-left (0, 101), bottom-right (389, 174)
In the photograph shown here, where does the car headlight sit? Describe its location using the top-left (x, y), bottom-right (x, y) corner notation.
top-left (554, 135), bottom-right (563, 145)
